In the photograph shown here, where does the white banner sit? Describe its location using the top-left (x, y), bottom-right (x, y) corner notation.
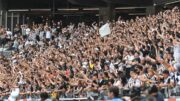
top-left (99, 23), bottom-right (111, 37)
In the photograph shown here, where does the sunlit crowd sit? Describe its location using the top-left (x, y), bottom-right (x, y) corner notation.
top-left (0, 7), bottom-right (180, 101)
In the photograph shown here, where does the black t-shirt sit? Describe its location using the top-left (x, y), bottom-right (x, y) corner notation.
top-left (133, 58), bottom-right (141, 63)
top-left (98, 79), bottom-right (104, 87)
top-left (103, 79), bottom-right (109, 85)
top-left (140, 48), bottom-right (149, 57)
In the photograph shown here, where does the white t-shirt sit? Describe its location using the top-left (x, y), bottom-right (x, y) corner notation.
top-left (18, 44), bottom-right (24, 50)
top-left (8, 88), bottom-right (20, 101)
top-left (110, 63), bottom-right (115, 73)
top-left (38, 41), bottom-right (44, 46)
top-left (46, 31), bottom-right (51, 39)
top-left (128, 77), bottom-right (142, 88)
top-left (52, 28), bottom-right (57, 33)
top-left (39, 31), bottom-right (45, 39)
top-left (82, 62), bottom-right (88, 69)
top-left (25, 40), bottom-right (31, 47)
top-left (6, 31), bottom-right (12, 37)
top-left (124, 55), bottom-right (135, 61)
top-left (174, 45), bottom-right (180, 63)
top-left (32, 32), bottom-right (37, 41)
top-left (12, 40), bottom-right (19, 48)
top-left (58, 42), bottom-right (62, 48)
top-left (113, 80), bottom-right (122, 88)
top-left (25, 28), bottom-right (31, 35)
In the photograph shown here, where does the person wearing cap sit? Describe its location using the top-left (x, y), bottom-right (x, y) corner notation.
top-left (108, 86), bottom-right (123, 101)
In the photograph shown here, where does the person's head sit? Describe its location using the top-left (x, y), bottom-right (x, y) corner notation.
top-left (104, 65), bottom-right (109, 71)
top-left (134, 65), bottom-right (143, 74)
top-left (40, 92), bottom-right (49, 101)
top-left (108, 80), bottom-right (114, 86)
top-left (148, 69), bottom-right (155, 77)
top-left (98, 73), bottom-right (103, 79)
top-left (162, 70), bottom-right (169, 79)
top-left (92, 73), bottom-right (98, 80)
top-left (130, 87), bottom-right (141, 99)
top-left (130, 69), bottom-right (138, 79)
top-left (103, 72), bottom-right (109, 79)
top-left (108, 86), bottom-right (120, 99)
top-left (134, 52), bottom-right (139, 58)
top-left (148, 85), bottom-right (158, 96)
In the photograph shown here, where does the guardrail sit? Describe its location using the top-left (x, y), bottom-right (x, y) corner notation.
top-left (1, 87), bottom-right (180, 101)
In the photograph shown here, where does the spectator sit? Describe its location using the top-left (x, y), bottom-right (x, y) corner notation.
top-left (148, 85), bottom-right (164, 101)
top-left (0, 6), bottom-right (180, 101)
top-left (108, 86), bottom-right (123, 101)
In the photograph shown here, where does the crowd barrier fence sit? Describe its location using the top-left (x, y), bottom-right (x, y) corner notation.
top-left (1, 86), bottom-right (180, 101)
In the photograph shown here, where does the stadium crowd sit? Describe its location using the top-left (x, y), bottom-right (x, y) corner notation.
top-left (0, 7), bottom-right (180, 101)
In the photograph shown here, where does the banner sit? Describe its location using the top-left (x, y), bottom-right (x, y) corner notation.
top-left (99, 23), bottom-right (111, 37)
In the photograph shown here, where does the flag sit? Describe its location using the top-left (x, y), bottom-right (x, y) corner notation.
top-left (99, 23), bottom-right (111, 37)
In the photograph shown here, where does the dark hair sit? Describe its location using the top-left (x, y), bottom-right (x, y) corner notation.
top-left (117, 71), bottom-right (127, 86)
top-left (162, 70), bottom-right (169, 75)
top-left (134, 64), bottom-right (143, 71)
top-left (109, 86), bottom-right (119, 98)
top-left (131, 87), bottom-right (141, 97)
top-left (131, 96), bottom-right (142, 101)
top-left (131, 68), bottom-right (139, 75)
top-left (149, 85), bottom-right (158, 94)
top-left (104, 72), bottom-right (109, 78)
top-left (40, 92), bottom-right (49, 101)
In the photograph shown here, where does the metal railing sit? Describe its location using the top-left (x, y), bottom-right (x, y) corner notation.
top-left (1, 87), bottom-right (180, 101)
top-left (1, 85), bottom-right (180, 101)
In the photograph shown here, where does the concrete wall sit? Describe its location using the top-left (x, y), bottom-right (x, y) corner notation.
top-left (146, 6), bottom-right (155, 16)
top-left (0, 0), bottom-right (3, 25)
top-left (99, 4), bottom-right (115, 22)
top-left (0, 0), bottom-right (7, 26)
